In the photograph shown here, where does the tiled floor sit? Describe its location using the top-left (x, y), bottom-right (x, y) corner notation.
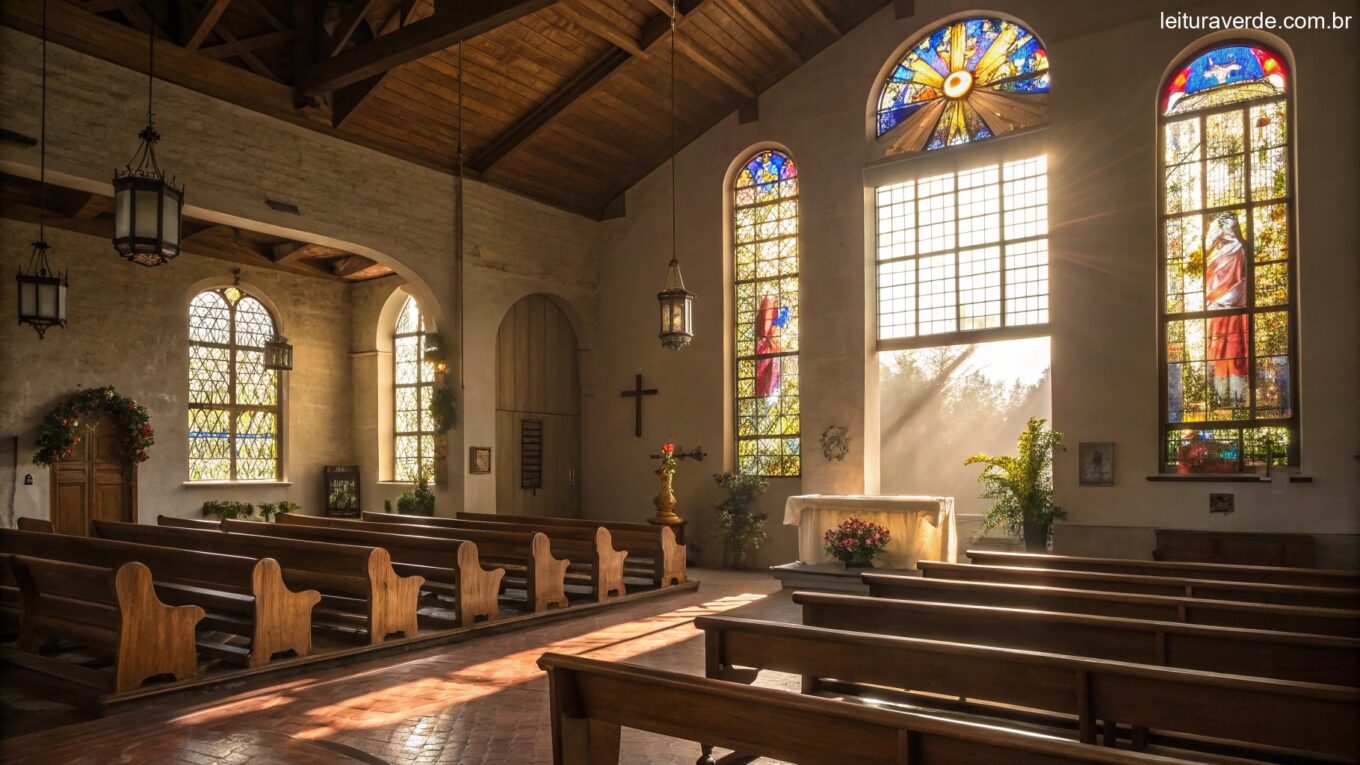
top-left (0, 568), bottom-right (797, 764)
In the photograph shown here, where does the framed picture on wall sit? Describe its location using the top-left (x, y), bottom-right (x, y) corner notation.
top-left (1078, 442), bottom-right (1115, 486)
top-left (469, 447), bottom-right (492, 474)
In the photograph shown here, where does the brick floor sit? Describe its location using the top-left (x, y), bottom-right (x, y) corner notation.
top-left (0, 568), bottom-right (796, 764)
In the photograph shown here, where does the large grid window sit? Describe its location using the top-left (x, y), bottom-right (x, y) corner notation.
top-left (393, 295), bottom-right (436, 482)
top-left (1159, 43), bottom-right (1296, 472)
top-left (188, 287), bottom-right (281, 481)
top-left (733, 150), bottom-right (800, 477)
top-left (876, 155), bottom-right (1049, 343)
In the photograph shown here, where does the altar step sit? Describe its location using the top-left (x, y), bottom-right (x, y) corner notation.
top-left (769, 561), bottom-right (920, 593)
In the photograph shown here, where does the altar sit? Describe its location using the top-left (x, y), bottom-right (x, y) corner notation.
top-left (783, 494), bottom-right (956, 569)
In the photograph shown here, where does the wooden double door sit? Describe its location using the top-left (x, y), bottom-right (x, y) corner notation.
top-left (495, 295), bottom-right (581, 518)
top-left (50, 415), bottom-right (137, 536)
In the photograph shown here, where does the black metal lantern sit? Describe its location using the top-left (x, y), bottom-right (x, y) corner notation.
top-left (422, 332), bottom-right (448, 373)
top-left (113, 21), bottom-right (183, 267)
top-left (17, 241), bottom-right (67, 339)
top-left (263, 335), bottom-right (294, 371)
top-left (17, 0), bottom-right (67, 340)
top-left (658, 258), bottom-right (694, 350)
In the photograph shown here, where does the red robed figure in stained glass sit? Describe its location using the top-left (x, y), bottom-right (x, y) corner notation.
top-left (1205, 213), bottom-right (1248, 403)
top-left (755, 295), bottom-right (789, 397)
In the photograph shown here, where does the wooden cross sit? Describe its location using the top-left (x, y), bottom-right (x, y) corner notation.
top-left (620, 374), bottom-right (658, 438)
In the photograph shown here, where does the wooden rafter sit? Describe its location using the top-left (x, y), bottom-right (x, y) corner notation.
top-left (791, 0), bottom-right (840, 37)
top-left (183, 0), bottom-right (231, 52)
top-left (214, 28), bottom-right (277, 79)
top-left (674, 35), bottom-right (754, 97)
top-left (199, 29), bottom-right (297, 60)
top-left (557, 1), bottom-right (647, 59)
top-left (725, 0), bottom-right (799, 67)
top-left (319, 0), bottom-right (376, 59)
top-left (330, 0), bottom-right (423, 128)
top-left (111, 0), bottom-right (168, 39)
top-left (297, 0), bottom-right (559, 95)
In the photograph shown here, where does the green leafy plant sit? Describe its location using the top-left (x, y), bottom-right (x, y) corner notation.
top-left (384, 499), bottom-right (394, 514)
top-left (202, 500), bottom-right (254, 521)
top-left (257, 501), bottom-right (299, 522)
top-left (823, 518), bottom-right (891, 567)
top-left (430, 387), bottom-right (457, 435)
top-left (712, 472), bottom-right (768, 569)
top-left (965, 417), bottom-right (1066, 551)
top-left (397, 468), bottom-right (435, 516)
top-left (327, 484), bottom-right (358, 515)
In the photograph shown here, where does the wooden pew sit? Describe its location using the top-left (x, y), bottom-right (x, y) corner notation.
top-left (456, 512), bottom-right (686, 588)
top-left (537, 653), bottom-right (1192, 765)
top-left (16, 518), bottom-right (54, 532)
top-left (966, 549), bottom-right (1360, 589)
top-left (918, 560), bottom-right (1360, 609)
top-left (6, 555), bottom-right (204, 693)
top-left (93, 521), bottom-right (424, 643)
top-left (864, 573), bottom-right (1360, 638)
top-left (267, 514), bottom-right (543, 611)
top-left (697, 615), bottom-right (1360, 762)
top-left (360, 512), bottom-right (626, 602)
top-left (1, 528), bottom-right (319, 668)
top-left (795, 591), bottom-right (1360, 686)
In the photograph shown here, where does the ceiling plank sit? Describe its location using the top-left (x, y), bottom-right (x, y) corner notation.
top-left (555, 2), bottom-right (647, 59)
top-left (644, 0), bottom-right (677, 18)
top-left (183, 0), bottom-right (232, 52)
top-left (297, 0), bottom-right (560, 95)
top-left (199, 29), bottom-right (297, 59)
top-left (674, 35), bottom-right (754, 97)
top-left (725, 0), bottom-right (800, 67)
top-left (331, 254), bottom-right (376, 276)
top-left (330, 0), bottom-right (424, 128)
top-left (319, 0), bottom-right (376, 58)
top-left (790, 0), bottom-right (840, 37)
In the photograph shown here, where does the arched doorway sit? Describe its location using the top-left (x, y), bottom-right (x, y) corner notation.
top-left (50, 414), bottom-right (137, 535)
top-left (495, 295), bottom-right (581, 517)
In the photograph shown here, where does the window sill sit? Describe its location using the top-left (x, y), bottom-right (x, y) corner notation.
top-left (182, 481), bottom-right (294, 487)
top-left (377, 481), bottom-right (416, 486)
top-left (1145, 474), bottom-right (1310, 483)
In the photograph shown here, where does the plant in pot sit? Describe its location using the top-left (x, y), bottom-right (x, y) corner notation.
top-left (257, 501), bottom-right (298, 522)
top-left (712, 472), bottom-right (768, 569)
top-left (965, 417), bottom-right (1066, 552)
top-left (397, 468), bottom-right (436, 516)
top-left (824, 517), bottom-right (891, 568)
top-left (327, 484), bottom-right (359, 516)
top-left (202, 500), bottom-right (254, 521)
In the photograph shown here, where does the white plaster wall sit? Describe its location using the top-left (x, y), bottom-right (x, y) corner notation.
top-left (583, 0), bottom-right (1360, 566)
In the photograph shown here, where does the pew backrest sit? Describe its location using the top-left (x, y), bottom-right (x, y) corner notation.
top-left (918, 560), bottom-right (1360, 609)
top-left (15, 518), bottom-right (54, 533)
top-left (863, 573), bottom-right (1360, 638)
top-left (697, 615), bottom-right (1360, 761)
top-left (965, 550), bottom-right (1360, 589)
top-left (794, 590), bottom-right (1360, 686)
top-left (537, 652), bottom-right (1195, 765)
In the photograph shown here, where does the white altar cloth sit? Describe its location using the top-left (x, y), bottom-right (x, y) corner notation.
top-left (783, 494), bottom-right (956, 569)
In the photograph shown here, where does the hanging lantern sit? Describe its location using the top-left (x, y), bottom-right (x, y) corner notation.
top-left (658, 258), bottom-right (694, 350)
top-left (422, 332), bottom-right (448, 372)
top-left (17, 0), bottom-right (66, 340)
top-left (263, 335), bottom-right (294, 371)
top-left (113, 22), bottom-right (183, 267)
top-left (17, 240), bottom-right (67, 339)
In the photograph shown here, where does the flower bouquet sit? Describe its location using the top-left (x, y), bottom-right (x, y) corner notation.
top-left (823, 517), bottom-right (891, 568)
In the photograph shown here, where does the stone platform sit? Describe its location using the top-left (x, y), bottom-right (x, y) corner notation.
top-left (769, 561), bottom-right (921, 593)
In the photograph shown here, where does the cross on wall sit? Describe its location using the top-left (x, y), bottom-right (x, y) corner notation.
top-left (620, 374), bottom-right (657, 438)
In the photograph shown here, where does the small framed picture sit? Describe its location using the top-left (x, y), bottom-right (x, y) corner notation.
top-left (469, 447), bottom-right (492, 474)
top-left (1078, 442), bottom-right (1115, 486)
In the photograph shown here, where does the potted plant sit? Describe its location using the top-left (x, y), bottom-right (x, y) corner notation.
top-left (965, 417), bottom-right (1066, 552)
top-left (823, 517), bottom-right (891, 568)
top-left (257, 501), bottom-right (298, 522)
top-left (712, 472), bottom-right (768, 569)
top-left (202, 500), bottom-right (253, 521)
top-left (397, 468), bottom-right (436, 516)
top-left (327, 484), bottom-right (359, 516)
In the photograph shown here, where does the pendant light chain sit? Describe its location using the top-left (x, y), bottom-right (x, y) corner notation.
top-left (36, 0), bottom-right (47, 248)
top-left (669, 0), bottom-right (677, 263)
top-left (456, 41), bottom-right (465, 390)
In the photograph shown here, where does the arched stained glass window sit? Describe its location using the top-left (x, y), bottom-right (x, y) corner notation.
top-left (1159, 43), bottom-right (1296, 472)
top-left (188, 287), bottom-right (281, 481)
top-left (733, 150), bottom-right (800, 477)
top-left (394, 295), bottom-right (436, 482)
top-left (876, 17), bottom-right (1049, 151)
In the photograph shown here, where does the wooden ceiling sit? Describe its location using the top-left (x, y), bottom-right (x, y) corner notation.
top-left (0, 172), bottom-right (395, 281)
top-left (0, 0), bottom-right (892, 219)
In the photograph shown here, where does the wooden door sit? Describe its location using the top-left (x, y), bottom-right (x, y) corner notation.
top-left (50, 415), bottom-right (137, 536)
top-left (495, 295), bottom-right (581, 517)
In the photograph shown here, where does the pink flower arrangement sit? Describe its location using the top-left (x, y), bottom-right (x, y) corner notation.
top-left (823, 517), bottom-right (891, 567)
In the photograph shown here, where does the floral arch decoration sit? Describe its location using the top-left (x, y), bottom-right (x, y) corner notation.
top-left (34, 386), bottom-right (154, 467)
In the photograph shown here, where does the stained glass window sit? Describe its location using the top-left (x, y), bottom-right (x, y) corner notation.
top-left (876, 155), bottom-right (1049, 342)
top-left (1160, 44), bottom-right (1296, 472)
top-left (393, 295), bottom-right (436, 482)
top-left (876, 17), bottom-right (1049, 151)
top-left (188, 289), bottom-right (281, 481)
top-left (734, 150), bottom-right (800, 477)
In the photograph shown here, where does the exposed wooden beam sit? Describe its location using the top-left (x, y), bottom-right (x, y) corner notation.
top-left (297, 0), bottom-right (559, 95)
top-left (213, 28), bottom-right (277, 79)
top-left (791, 0), bottom-right (840, 37)
top-left (644, 0), bottom-right (677, 18)
top-left (271, 241), bottom-right (307, 263)
top-left (725, 0), bottom-right (800, 67)
top-left (199, 29), bottom-right (296, 60)
top-left (557, 1), bottom-right (647, 59)
top-left (675, 36), bottom-right (754, 97)
top-left (331, 254), bottom-right (375, 277)
top-left (111, 0), bottom-right (169, 39)
top-left (239, 0), bottom-right (287, 32)
top-left (183, 0), bottom-right (231, 51)
top-left (470, 0), bottom-right (710, 173)
top-left (319, 0), bottom-right (376, 58)
top-left (329, 0), bottom-right (423, 128)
